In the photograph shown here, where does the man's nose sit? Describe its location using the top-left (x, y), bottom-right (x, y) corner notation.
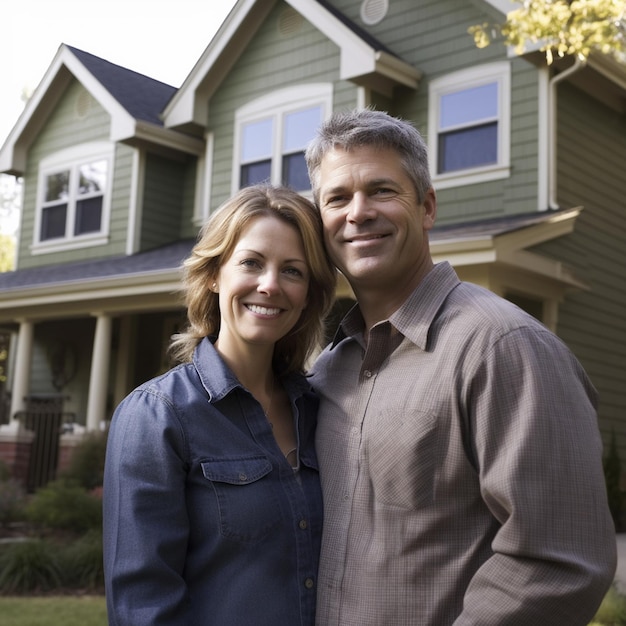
top-left (347, 192), bottom-right (376, 224)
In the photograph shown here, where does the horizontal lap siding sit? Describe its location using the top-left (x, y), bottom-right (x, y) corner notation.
top-left (209, 1), bottom-right (345, 212)
top-left (18, 80), bottom-right (129, 269)
top-left (536, 82), bottom-right (626, 444)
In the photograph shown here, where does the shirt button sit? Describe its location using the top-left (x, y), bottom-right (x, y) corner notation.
top-left (363, 369), bottom-right (372, 377)
top-left (304, 578), bottom-right (314, 589)
top-left (238, 473), bottom-right (247, 482)
top-left (343, 493), bottom-right (349, 501)
top-left (299, 519), bottom-right (308, 530)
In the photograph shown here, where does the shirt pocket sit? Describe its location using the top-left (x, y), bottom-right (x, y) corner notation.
top-left (201, 456), bottom-right (281, 543)
top-left (367, 410), bottom-right (438, 510)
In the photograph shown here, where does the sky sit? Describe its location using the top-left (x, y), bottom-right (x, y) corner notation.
top-left (0, 0), bottom-right (238, 150)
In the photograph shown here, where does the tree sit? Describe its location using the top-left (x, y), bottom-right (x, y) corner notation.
top-left (0, 233), bottom-right (15, 272)
top-left (469, 0), bottom-right (626, 64)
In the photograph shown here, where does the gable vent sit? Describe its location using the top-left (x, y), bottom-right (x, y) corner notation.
top-left (360, 0), bottom-right (388, 25)
top-left (74, 88), bottom-right (93, 119)
top-left (278, 7), bottom-right (303, 36)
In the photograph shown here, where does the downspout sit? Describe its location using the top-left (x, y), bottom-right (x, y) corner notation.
top-left (548, 57), bottom-right (583, 209)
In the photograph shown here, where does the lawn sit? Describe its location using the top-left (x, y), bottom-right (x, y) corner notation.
top-left (0, 595), bottom-right (107, 626)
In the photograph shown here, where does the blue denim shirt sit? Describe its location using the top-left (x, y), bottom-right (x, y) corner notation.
top-left (103, 337), bottom-right (323, 625)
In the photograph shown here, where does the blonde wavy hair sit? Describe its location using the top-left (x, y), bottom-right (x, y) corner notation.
top-left (169, 183), bottom-right (337, 374)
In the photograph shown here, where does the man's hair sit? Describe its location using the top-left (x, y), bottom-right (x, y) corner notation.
top-left (305, 108), bottom-right (432, 205)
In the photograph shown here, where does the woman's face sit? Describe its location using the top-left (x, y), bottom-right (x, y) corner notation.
top-left (214, 214), bottom-right (310, 357)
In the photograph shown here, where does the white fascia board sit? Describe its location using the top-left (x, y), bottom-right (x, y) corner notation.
top-left (287, 0), bottom-right (418, 86)
top-left (0, 269), bottom-right (181, 311)
top-left (129, 121), bottom-right (205, 155)
top-left (163, 0), bottom-right (259, 128)
top-left (482, 0), bottom-right (518, 15)
top-left (0, 45), bottom-right (135, 173)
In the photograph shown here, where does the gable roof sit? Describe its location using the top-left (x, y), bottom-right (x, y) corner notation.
top-left (0, 44), bottom-right (203, 176)
top-left (163, 0), bottom-right (422, 133)
top-left (65, 46), bottom-right (176, 125)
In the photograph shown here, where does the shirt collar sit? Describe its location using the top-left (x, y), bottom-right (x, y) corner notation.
top-left (330, 262), bottom-right (461, 351)
top-left (192, 336), bottom-right (311, 401)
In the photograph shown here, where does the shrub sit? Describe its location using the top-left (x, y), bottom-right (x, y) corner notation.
top-left (592, 585), bottom-right (626, 626)
top-left (59, 529), bottom-right (104, 590)
top-left (0, 539), bottom-right (62, 593)
top-left (60, 430), bottom-right (107, 490)
top-left (25, 480), bottom-right (102, 534)
top-left (0, 478), bottom-right (27, 527)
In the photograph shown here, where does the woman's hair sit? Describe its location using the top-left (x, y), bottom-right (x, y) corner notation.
top-left (169, 183), bottom-right (337, 374)
top-left (305, 108), bottom-right (432, 205)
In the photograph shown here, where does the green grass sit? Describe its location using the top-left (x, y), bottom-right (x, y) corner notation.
top-left (0, 595), bottom-right (107, 626)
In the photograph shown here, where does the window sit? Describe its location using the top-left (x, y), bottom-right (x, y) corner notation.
top-left (234, 84), bottom-right (332, 193)
top-left (429, 62), bottom-right (510, 188)
top-left (35, 143), bottom-right (112, 252)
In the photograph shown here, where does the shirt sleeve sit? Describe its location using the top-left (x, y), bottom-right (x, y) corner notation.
top-left (455, 327), bottom-right (617, 625)
top-left (103, 388), bottom-right (191, 626)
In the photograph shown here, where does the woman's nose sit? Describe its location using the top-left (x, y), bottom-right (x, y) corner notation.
top-left (257, 270), bottom-right (281, 294)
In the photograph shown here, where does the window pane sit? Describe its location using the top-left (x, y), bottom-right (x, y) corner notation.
top-left (74, 197), bottom-right (103, 235)
top-left (440, 83), bottom-right (498, 129)
top-left (437, 122), bottom-right (498, 173)
top-left (45, 171), bottom-right (70, 202)
top-left (242, 119), bottom-right (273, 162)
top-left (41, 204), bottom-right (67, 240)
top-left (283, 106), bottom-right (321, 152)
top-left (240, 160), bottom-right (271, 188)
top-left (79, 160), bottom-right (107, 195)
top-left (282, 152), bottom-right (309, 191)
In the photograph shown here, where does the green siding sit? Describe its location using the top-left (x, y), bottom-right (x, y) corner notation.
top-left (140, 154), bottom-right (187, 251)
top-left (17, 80), bottom-right (130, 269)
top-left (534, 82), bottom-right (626, 449)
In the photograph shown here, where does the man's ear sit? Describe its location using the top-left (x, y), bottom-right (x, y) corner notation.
top-left (423, 188), bottom-right (437, 230)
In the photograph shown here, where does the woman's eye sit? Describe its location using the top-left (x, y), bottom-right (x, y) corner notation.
top-left (240, 258), bottom-right (261, 269)
top-left (284, 267), bottom-right (304, 277)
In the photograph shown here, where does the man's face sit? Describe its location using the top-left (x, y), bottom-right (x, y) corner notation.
top-left (317, 145), bottom-right (436, 298)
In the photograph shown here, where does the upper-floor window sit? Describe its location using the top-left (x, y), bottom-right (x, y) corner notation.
top-left (34, 143), bottom-right (112, 253)
top-left (234, 84), bottom-right (332, 193)
top-left (428, 62), bottom-right (510, 188)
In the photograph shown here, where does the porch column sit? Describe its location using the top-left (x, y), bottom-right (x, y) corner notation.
top-left (9, 319), bottom-right (34, 419)
top-left (86, 313), bottom-right (112, 431)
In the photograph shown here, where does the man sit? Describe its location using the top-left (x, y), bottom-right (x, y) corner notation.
top-left (305, 109), bottom-right (616, 625)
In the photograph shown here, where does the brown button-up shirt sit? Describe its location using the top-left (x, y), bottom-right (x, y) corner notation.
top-left (312, 262), bottom-right (616, 625)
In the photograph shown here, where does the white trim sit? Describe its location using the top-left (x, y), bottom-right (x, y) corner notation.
top-left (537, 67), bottom-right (550, 211)
top-left (31, 141), bottom-right (113, 254)
top-left (232, 83), bottom-right (333, 194)
top-left (126, 147), bottom-right (143, 256)
top-left (195, 132), bottom-right (213, 226)
top-left (429, 62), bottom-right (511, 188)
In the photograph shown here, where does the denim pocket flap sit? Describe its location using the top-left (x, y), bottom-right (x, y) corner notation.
top-left (201, 456), bottom-right (272, 485)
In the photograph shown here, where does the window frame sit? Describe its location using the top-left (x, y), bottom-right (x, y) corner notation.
top-left (33, 142), bottom-right (113, 254)
top-left (232, 84), bottom-right (332, 195)
top-left (428, 62), bottom-right (511, 189)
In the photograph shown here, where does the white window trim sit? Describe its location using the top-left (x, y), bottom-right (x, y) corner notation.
top-left (32, 142), bottom-right (113, 255)
top-left (428, 62), bottom-right (511, 189)
top-left (232, 83), bottom-right (333, 196)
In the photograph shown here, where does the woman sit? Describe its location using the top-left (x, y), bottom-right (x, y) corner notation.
top-left (103, 183), bottom-right (336, 626)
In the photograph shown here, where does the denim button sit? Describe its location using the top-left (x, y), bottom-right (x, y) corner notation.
top-left (299, 519), bottom-right (308, 530)
top-left (304, 577), bottom-right (314, 589)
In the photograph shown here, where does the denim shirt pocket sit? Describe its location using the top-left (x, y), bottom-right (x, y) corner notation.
top-left (201, 456), bottom-right (281, 543)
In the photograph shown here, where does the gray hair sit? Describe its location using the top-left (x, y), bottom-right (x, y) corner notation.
top-left (305, 109), bottom-right (432, 205)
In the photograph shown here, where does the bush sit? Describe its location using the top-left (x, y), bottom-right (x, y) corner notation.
top-left (0, 478), bottom-right (27, 527)
top-left (25, 480), bottom-right (102, 534)
top-left (59, 529), bottom-right (104, 590)
top-left (0, 539), bottom-right (62, 593)
top-left (60, 430), bottom-right (107, 490)
top-left (592, 585), bottom-right (626, 625)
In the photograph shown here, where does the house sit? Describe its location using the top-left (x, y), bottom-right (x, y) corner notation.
top-left (0, 0), bottom-right (624, 490)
